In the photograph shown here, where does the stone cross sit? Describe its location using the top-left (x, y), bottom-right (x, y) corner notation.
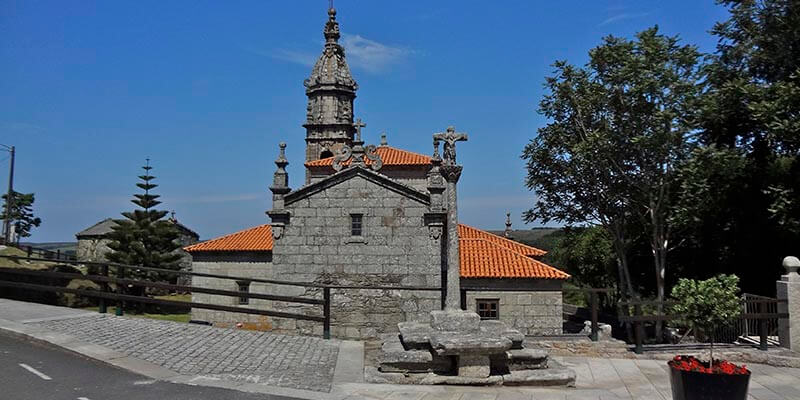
top-left (353, 118), bottom-right (366, 142)
top-left (433, 126), bottom-right (468, 166)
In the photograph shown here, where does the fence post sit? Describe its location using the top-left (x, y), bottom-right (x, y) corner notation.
top-left (759, 300), bottom-right (768, 351)
top-left (590, 291), bottom-right (599, 342)
top-left (634, 304), bottom-right (644, 354)
top-left (323, 286), bottom-right (331, 340)
top-left (26, 246), bottom-right (32, 258)
top-left (98, 265), bottom-right (108, 314)
top-left (56, 249), bottom-right (60, 260)
top-left (115, 266), bottom-right (125, 316)
top-left (460, 288), bottom-right (467, 311)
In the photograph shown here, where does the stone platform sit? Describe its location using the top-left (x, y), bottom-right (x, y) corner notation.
top-left (368, 310), bottom-right (575, 386)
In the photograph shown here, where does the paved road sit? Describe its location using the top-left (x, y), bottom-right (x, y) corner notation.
top-left (0, 332), bottom-right (301, 400)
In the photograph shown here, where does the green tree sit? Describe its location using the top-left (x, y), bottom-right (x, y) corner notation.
top-left (107, 161), bottom-right (181, 284)
top-left (672, 0), bottom-right (800, 294)
top-left (1, 191), bottom-right (42, 239)
top-left (548, 226), bottom-right (619, 309)
top-left (670, 274), bottom-right (741, 363)
top-left (523, 27), bottom-right (702, 325)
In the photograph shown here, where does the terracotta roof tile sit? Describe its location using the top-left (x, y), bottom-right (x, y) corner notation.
top-left (457, 224), bottom-right (547, 257)
top-left (304, 146), bottom-right (432, 168)
top-left (183, 223), bottom-right (566, 279)
top-left (184, 225), bottom-right (273, 252)
top-left (459, 238), bottom-right (569, 279)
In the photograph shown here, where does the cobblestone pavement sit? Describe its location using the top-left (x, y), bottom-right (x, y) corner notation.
top-left (29, 314), bottom-right (338, 392)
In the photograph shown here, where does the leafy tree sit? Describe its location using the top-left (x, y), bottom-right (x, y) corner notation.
top-left (107, 161), bottom-right (181, 285)
top-left (1, 191), bottom-right (42, 239)
top-left (670, 274), bottom-right (741, 363)
top-left (523, 27), bottom-right (702, 325)
top-left (672, 0), bottom-right (800, 294)
top-left (548, 226), bottom-right (619, 309)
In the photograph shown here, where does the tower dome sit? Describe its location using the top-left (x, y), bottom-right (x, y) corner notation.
top-left (303, 7), bottom-right (359, 174)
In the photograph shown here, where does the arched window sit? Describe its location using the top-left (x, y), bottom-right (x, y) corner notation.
top-left (320, 150), bottom-right (333, 159)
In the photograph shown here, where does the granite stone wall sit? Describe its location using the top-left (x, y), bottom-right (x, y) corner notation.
top-left (76, 238), bottom-right (112, 263)
top-left (464, 290), bottom-right (563, 336)
top-left (190, 252), bottom-right (275, 330)
top-left (272, 174), bottom-right (441, 339)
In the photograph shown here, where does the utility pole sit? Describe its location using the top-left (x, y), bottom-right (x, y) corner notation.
top-left (2, 145), bottom-right (14, 244)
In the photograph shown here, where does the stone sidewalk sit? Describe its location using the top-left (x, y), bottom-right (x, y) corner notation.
top-left (2, 298), bottom-right (799, 400)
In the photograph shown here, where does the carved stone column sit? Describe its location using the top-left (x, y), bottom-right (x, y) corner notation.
top-left (440, 165), bottom-right (462, 310)
top-left (778, 256), bottom-right (800, 349)
top-left (268, 142), bottom-right (291, 239)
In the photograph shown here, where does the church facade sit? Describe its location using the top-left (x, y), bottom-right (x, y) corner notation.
top-left (185, 8), bottom-right (569, 340)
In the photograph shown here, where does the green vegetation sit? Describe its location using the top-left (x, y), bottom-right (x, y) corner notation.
top-left (670, 275), bottom-right (741, 361)
top-left (525, 0), bottom-right (799, 308)
top-left (1, 191), bottom-right (42, 239)
top-left (106, 161), bottom-right (181, 283)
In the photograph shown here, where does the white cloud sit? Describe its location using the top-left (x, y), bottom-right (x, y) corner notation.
top-left (598, 12), bottom-right (652, 26)
top-left (340, 33), bottom-right (411, 73)
top-left (258, 33), bottom-right (412, 74)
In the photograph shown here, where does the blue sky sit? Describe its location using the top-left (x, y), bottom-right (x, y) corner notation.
top-left (1, 1), bottom-right (729, 242)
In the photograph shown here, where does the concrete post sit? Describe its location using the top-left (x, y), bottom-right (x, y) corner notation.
top-left (777, 256), bottom-right (800, 349)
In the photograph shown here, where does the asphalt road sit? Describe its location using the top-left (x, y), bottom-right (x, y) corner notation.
top-left (0, 332), bottom-right (302, 400)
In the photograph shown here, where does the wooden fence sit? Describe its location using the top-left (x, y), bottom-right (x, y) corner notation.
top-left (618, 297), bottom-right (789, 354)
top-left (0, 254), bottom-right (440, 339)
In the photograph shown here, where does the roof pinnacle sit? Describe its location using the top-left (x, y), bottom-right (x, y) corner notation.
top-left (324, 6), bottom-right (340, 43)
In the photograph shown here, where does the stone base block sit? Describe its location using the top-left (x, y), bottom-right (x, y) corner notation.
top-left (479, 320), bottom-right (525, 349)
top-left (430, 332), bottom-right (512, 356)
top-left (398, 321), bottom-right (432, 350)
top-left (507, 348), bottom-right (548, 370)
top-left (430, 310), bottom-right (481, 332)
top-left (457, 354), bottom-right (490, 378)
top-left (502, 368), bottom-right (576, 387)
top-left (378, 334), bottom-right (452, 373)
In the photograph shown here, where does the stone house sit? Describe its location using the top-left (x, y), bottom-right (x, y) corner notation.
top-left (184, 7), bottom-right (569, 340)
top-left (76, 216), bottom-right (200, 275)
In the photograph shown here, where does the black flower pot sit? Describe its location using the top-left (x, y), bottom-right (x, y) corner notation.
top-left (669, 364), bottom-right (750, 400)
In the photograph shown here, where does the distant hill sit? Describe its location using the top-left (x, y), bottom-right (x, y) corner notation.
top-left (487, 228), bottom-right (563, 252)
top-left (18, 242), bottom-right (77, 256)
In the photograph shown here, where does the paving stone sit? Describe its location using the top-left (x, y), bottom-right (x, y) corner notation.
top-left (29, 314), bottom-right (338, 392)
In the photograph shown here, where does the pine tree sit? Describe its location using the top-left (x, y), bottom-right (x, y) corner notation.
top-left (107, 160), bottom-right (181, 284)
top-left (1, 191), bottom-right (42, 240)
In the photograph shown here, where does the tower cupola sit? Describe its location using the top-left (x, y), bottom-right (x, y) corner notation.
top-left (303, 7), bottom-right (359, 175)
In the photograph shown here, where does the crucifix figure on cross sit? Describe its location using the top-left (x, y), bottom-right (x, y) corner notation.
top-left (433, 126), bottom-right (468, 166)
top-left (353, 118), bottom-right (366, 142)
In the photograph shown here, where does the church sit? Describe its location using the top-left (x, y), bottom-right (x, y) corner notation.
top-left (185, 7), bottom-right (569, 340)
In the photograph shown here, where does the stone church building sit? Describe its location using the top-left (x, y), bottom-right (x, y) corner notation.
top-left (185, 8), bottom-right (569, 340)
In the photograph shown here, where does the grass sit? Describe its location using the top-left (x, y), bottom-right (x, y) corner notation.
top-left (0, 245), bottom-right (51, 270)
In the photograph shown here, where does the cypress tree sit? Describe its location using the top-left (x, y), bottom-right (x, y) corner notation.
top-left (107, 160), bottom-right (181, 284)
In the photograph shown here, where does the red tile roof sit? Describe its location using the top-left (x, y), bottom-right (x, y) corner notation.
top-left (457, 224), bottom-right (548, 257)
top-left (459, 238), bottom-right (568, 279)
top-left (304, 146), bottom-right (432, 168)
top-left (184, 224), bottom-right (273, 252)
top-left (184, 223), bottom-right (566, 279)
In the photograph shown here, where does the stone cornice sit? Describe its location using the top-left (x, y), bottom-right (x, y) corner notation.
top-left (285, 166), bottom-right (431, 206)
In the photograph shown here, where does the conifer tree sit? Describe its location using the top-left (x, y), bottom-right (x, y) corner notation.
top-left (107, 160), bottom-right (181, 283)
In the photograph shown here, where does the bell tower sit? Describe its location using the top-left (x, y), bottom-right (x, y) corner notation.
top-left (303, 7), bottom-right (358, 166)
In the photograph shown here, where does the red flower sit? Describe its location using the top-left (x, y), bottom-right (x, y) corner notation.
top-left (668, 355), bottom-right (749, 375)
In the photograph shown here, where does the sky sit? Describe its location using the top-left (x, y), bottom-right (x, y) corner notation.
top-left (1, 0), bottom-right (730, 243)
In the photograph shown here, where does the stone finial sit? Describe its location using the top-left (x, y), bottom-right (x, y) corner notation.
top-left (784, 256), bottom-right (800, 275)
top-left (380, 132), bottom-right (388, 146)
top-left (504, 212), bottom-right (513, 239)
top-left (270, 142), bottom-right (291, 210)
top-left (433, 126), bottom-right (468, 166)
top-left (324, 7), bottom-right (340, 43)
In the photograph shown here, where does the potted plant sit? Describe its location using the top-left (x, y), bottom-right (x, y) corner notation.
top-left (668, 274), bottom-right (750, 400)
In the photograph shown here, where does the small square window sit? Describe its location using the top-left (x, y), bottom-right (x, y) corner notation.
top-left (237, 281), bottom-right (250, 305)
top-left (350, 214), bottom-right (363, 236)
top-left (476, 299), bottom-right (499, 320)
